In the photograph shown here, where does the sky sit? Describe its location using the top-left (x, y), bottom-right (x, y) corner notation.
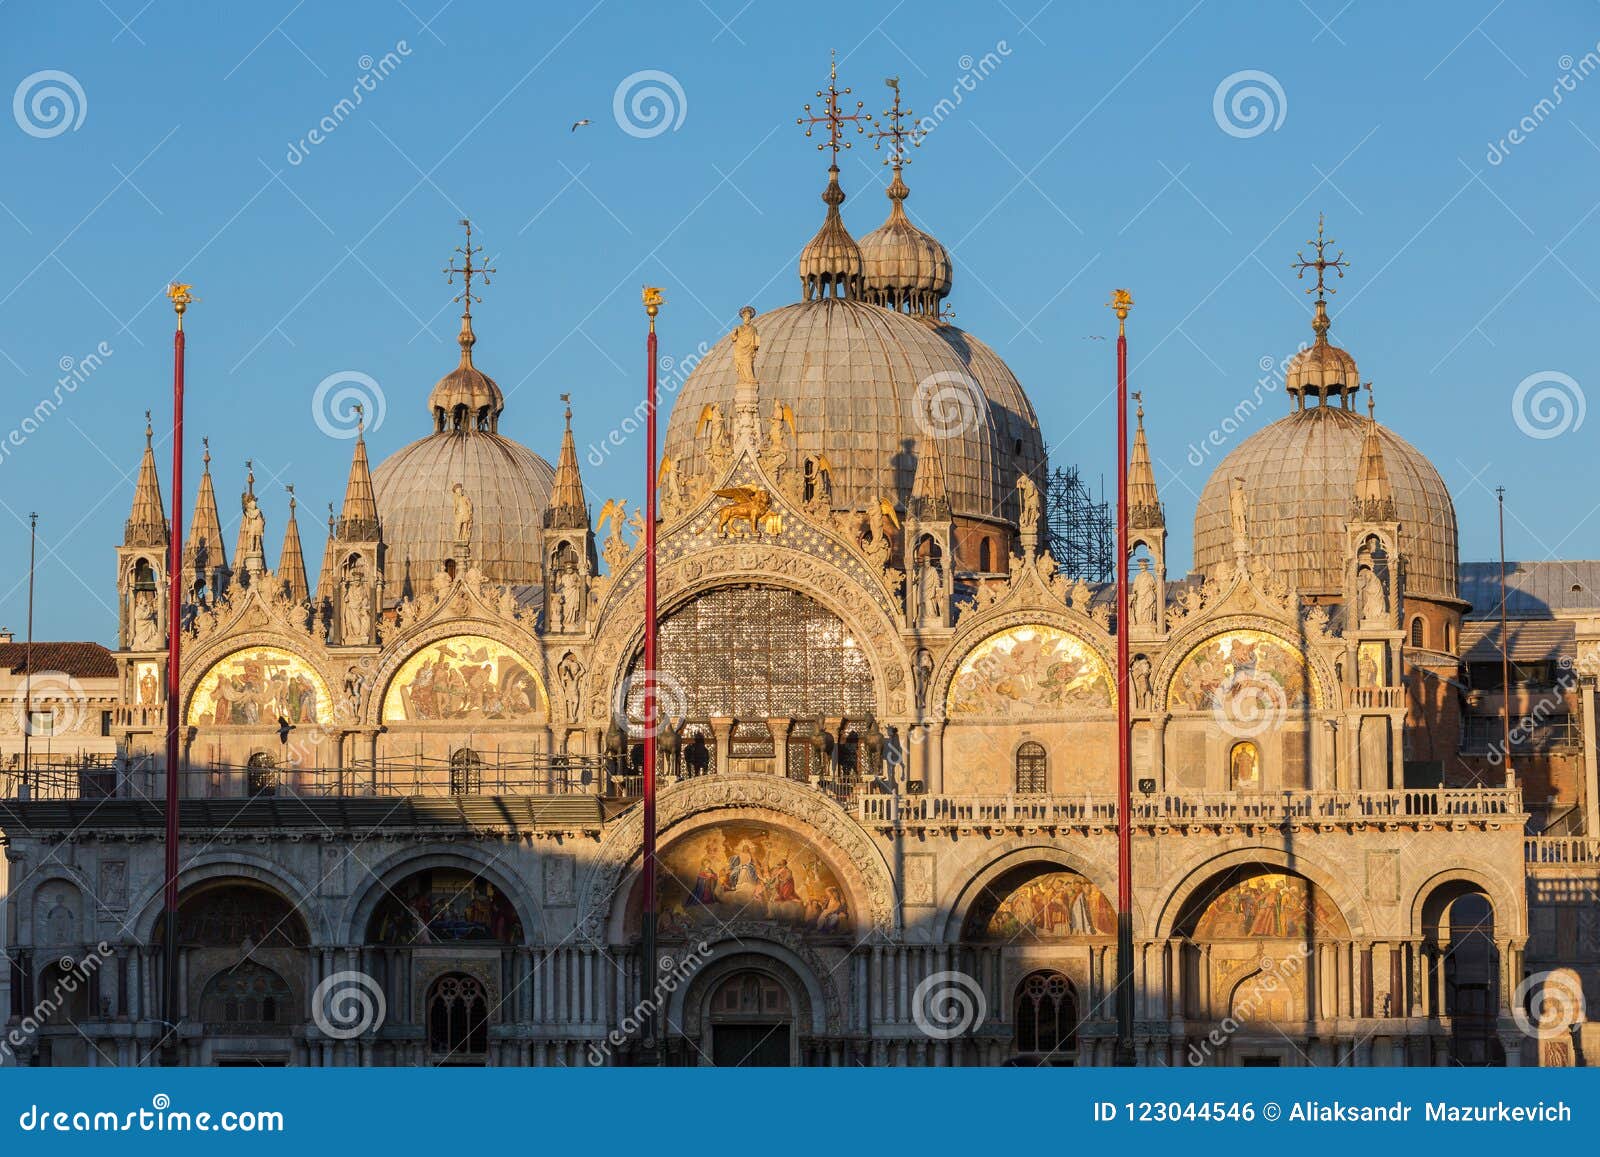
top-left (1, 0), bottom-right (1598, 643)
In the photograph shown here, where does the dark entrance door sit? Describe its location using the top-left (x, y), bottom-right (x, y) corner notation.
top-left (712, 1023), bottom-right (791, 1066)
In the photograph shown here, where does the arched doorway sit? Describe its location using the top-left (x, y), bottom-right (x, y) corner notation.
top-left (708, 970), bottom-right (794, 1067)
top-left (426, 972), bottom-right (489, 1065)
top-left (1012, 970), bottom-right (1078, 1064)
top-left (1419, 883), bottom-right (1503, 1066)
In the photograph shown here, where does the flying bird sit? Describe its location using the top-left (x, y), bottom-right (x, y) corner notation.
top-left (571, 118), bottom-right (592, 132)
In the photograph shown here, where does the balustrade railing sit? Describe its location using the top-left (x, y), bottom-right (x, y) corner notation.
top-left (1525, 836), bottom-right (1600, 866)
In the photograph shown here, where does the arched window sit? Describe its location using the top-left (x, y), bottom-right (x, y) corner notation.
top-left (449, 747), bottom-right (483, 795)
top-left (246, 752), bottom-right (278, 797)
top-left (1015, 742), bottom-right (1048, 793)
top-left (978, 538), bottom-right (993, 572)
top-left (1410, 617), bottom-right (1425, 649)
top-left (427, 973), bottom-right (488, 1062)
top-left (1229, 741), bottom-right (1260, 790)
top-left (1014, 970), bottom-right (1077, 1058)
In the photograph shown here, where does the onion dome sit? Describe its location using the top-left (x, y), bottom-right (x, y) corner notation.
top-left (858, 81), bottom-right (951, 316)
top-left (858, 168), bottom-right (952, 316)
top-left (1285, 215), bottom-right (1360, 409)
top-left (428, 312), bottom-right (505, 432)
top-left (798, 166), bottom-right (863, 301)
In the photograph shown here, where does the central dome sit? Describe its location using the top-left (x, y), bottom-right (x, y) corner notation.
top-left (664, 298), bottom-right (1045, 529)
top-left (370, 312), bottom-right (555, 602)
top-left (1193, 406), bottom-right (1458, 602)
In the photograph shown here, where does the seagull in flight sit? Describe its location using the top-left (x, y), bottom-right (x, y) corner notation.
top-left (571, 118), bottom-right (592, 132)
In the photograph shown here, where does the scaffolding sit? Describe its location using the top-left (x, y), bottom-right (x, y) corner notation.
top-left (1045, 464), bottom-right (1113, 582)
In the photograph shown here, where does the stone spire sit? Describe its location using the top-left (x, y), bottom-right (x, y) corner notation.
top-left (183, 437), bottom-right (228, 599)
top-left (124, 412), bottom-right (167, 548)
top-left (544, 394), bottom-right (588, 529)
top-left (909, 440), bottom-right (950, 521)
top-left (316, 503), bottom-right (338, 605)
top-left (337, 413), bottom-right (380, 541)
top-left (1128, 393), bottom-right (1164, 530)
top-left (278, 486), bottom-right (309, 603)
top-left (1353, 385), bottom-right (1397, 522)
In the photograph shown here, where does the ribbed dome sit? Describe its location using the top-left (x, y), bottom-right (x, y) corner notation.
top-left (1193, 406), bottom-right (1458, 602)
top-left (858, 170), bottom-right (952, 316)
top-left (371, 430), bottom-right (555, 603)
top-left (664, 298), bottom-right (1044, 528)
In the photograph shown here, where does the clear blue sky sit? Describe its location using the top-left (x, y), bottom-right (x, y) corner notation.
top-left (2, 0), bottom-right (1597, 642)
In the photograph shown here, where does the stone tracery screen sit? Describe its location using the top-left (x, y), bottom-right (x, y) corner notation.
top-left (624, 584), bottom-right (876, 723)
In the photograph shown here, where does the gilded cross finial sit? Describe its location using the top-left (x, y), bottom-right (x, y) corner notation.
top-left (798, 49), bottom-right (872, 165)
top-left (444, 218), bottom-right (495, 316)
top-left (1292, 213), bottom-right (1349, 301)
top-left (871, 75), bottom-right (921, 170)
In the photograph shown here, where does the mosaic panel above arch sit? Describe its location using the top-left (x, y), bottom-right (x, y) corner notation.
top-left (947, 625), bottom-right (1112, 718)
top-left (381, 635), bottom-right (546, 723)
top-left (1193, 872), bottom-right (1349, 940)
top-left (1166, 629), bottom-right (1317, 712)
top-left (969, 868), bottom-right (1116, 940)
top-left (645, 822), bottom-right (853, 938)
top-left (187, 647), bottom-right (331, 727)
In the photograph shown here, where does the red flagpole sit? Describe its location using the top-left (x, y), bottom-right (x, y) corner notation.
top-left (162, 285), bottom-right (192, 1060)
top-left (641, 287), bottom-right (662, 1062)
top-left (1111, 290), bottom-right (1134, 1065)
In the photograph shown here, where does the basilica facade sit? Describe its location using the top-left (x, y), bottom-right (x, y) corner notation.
top-left (2, 74), bottom-right (1594, 1069)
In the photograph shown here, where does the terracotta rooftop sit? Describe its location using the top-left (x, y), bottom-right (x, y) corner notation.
top-left (0, 642), bottom-right (118, 679)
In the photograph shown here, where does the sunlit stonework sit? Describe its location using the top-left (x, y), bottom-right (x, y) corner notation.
top-left (1, 79), bottom-right (1594, 1074)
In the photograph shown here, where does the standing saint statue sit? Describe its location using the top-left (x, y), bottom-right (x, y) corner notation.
top-left (732, 305), bottom-right (760, 387)
top-left (341, 569), bottom-right (372, 645)
top-left (1229, 477), bottom-right (1250, 550)
top-left (451, 483), bottom-right (474, 543)
top-left (241, 494), bottom-right (266, 560)
top-left (1016, 472), bottom-right (1041, 538)
top-left (1131, 558), bottom-right (1158, 628)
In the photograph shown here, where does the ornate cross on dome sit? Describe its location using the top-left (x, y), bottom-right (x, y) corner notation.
top-left (798, 50), bottom-right (872, 164)
top-left (1292, 213), bottom-right (1349, 300)
top-left (444, 217), bottom-right (495, 316)
top-left (871, 76), bottom-right (922, 169)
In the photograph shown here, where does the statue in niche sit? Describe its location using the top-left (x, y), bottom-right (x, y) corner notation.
top-left (130, 587), bottom-right (162, 650)
top-left (1131, 558), bottom-right (1158, 628)
top-left (451, 482), bottom-right (474, 543)
top-left (340, 571), bottom-right (371, 644)
top-left (915, 560), bottom-right (945, 622)
top-left (1130, 654), bottom-right (1152, 709)
top-left (1358, 565), bottom-right (1386, 621)
top-left (557, 652), bottom-right (583, 724)
top-left (913, 647), bottom-right (934, 712)
top-left (558, 567), bottom-right (583, 629)
top-left (731, 305), bottom-right (760, 387)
